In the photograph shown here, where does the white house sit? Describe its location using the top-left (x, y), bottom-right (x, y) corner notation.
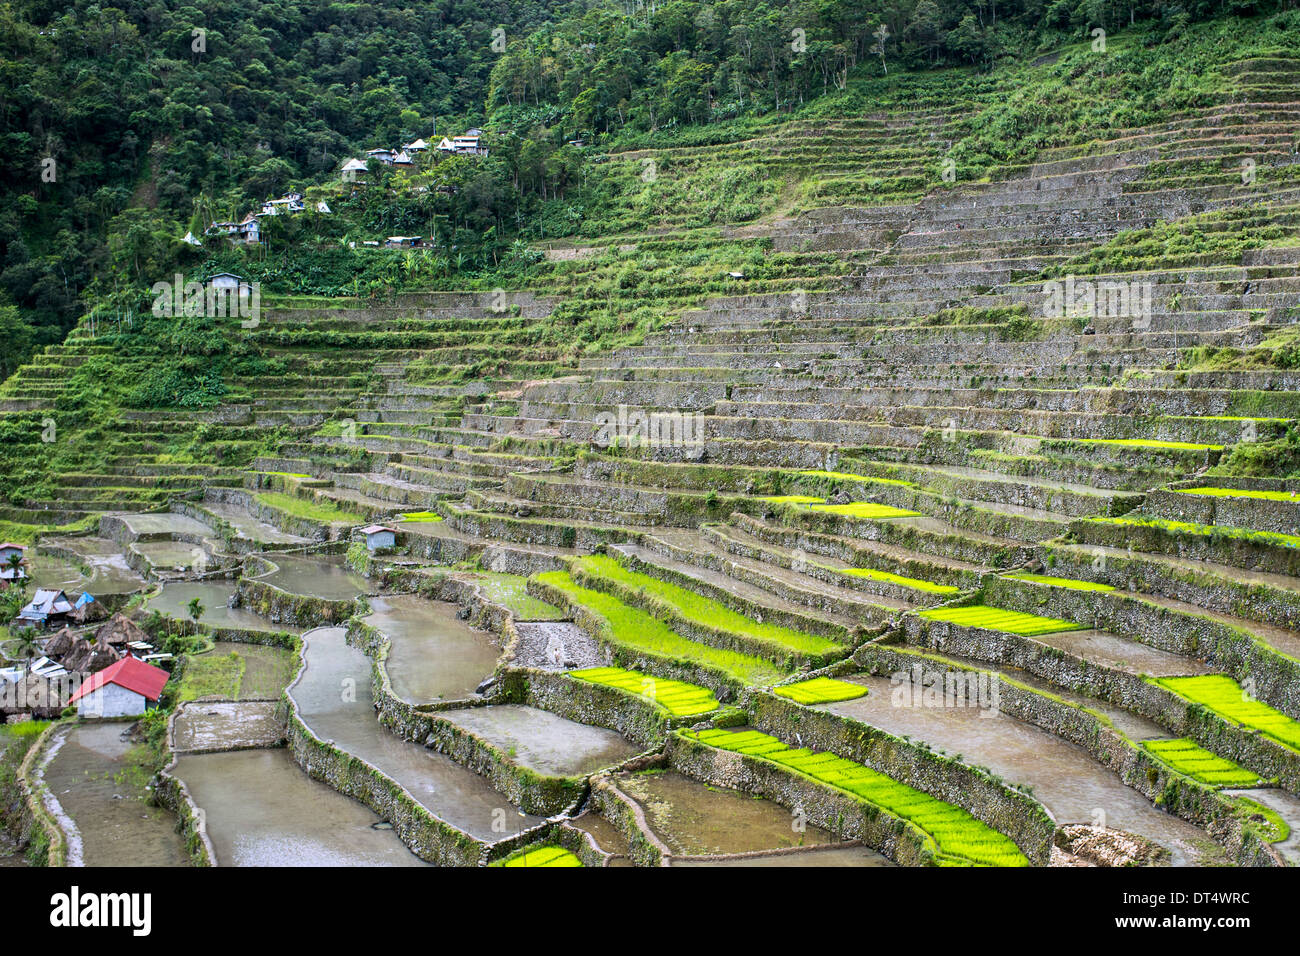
top-left (404, 138), bottom-right (429, 152)
top-left (67, 656), bottom-right (168, 718)
top-left (0, 542), bottom-right (26, 584)
top-left (341, 158), bottom-right (369, 182)
top-left (260, 192), bottom-right (305, 216)
top-left (237, 213), bottom-right (261, 243)
top-left (360, 525), bottom-right (397, 551)
top-left (206, 273), bottom-right (253, 299)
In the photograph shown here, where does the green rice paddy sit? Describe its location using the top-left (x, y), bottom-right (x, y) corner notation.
top-left (773, 677), bottom-right (868, 705)
top-left (840, 566), bottom-right (960, 594)
top-left (1087, 515), bottom-right (1300, 551)
top-left (575, 554), bottom-right (842, 657)
top-left (684, 728), bottom-right (1028, 867)
top-left (1152, 675), bottom-right (1300, 753)
top-left (398, 511), bottom-right (445, 522)
top-left (534, 571), bottom-right (784, 685)
top-left (809, 502), bottom-right (922, 519)
top-left (570, 666), bottom-right (720, 716)
top-left (1141, 738), bottom-right (1262, 787)
top-left (499, 846), bottom-right (583, 867)
top-left (1004, 572), bottom-right (1115, 592)
top-left (918, 605), bottom-right (1083, 636)
top-left (1174, 487), bottom-right (1300, 502)
top-left (1073, 438), bottom-right (1225, 451)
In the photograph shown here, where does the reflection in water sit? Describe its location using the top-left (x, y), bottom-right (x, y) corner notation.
top-left (173, 749), bottom-right (427, 866)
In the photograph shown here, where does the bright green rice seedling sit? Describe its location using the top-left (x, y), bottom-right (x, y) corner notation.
top-left (1074, 439), bottom-right (1224, 451)
top-left (797, 470), bottom-right (915, 487)
top-left (1088, 516), bottom-right (1300, 551)
top-left (1004, 572), bottom-right (1115, 592)
top-left (500, 846), bottom-right (582, 867)
top-left (535, 571), bottom-right (784, 685)
top-left (1234, 797), bottom-right (1290, 843)
top-left (685, 728), bottom-right (1028, 867)
top-left (918, 605), bottom-right (1082, 636)
top-left (809, 502), bottom-right (921, 519)
top-left (1141, 738), bottom-right (1261, 786)
top-left (399, 511), bottom-right (444, 522)
top-left (1175, 487), bottom-right (1300, 502)
top-left (253, 491), bottom-right (364, 524)
top-left (1152, 675), bottom-right (1300, 753)
top-left (576, 555), bottom-right (842, 657)
top-left (840, 566), bottom-right (960, 594)
top-left (570, 666), bottom-right (719, 716)
top-left (774, 676), bottom-right (868, 705)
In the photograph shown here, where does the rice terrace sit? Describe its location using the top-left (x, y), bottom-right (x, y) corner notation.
top-left (1, 0), bottom-right (1299, 915)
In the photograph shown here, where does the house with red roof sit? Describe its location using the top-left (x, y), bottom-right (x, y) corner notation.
top-left (67, 656), bottom-right (169, 718)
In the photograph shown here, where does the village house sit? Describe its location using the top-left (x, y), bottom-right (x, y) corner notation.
top-left (68, 656), bottom-right (168, 719)
top-left (16, 588), bottom-right (75, 629)
top-left (0, 542), bottom-right (26, 586)
top-left (260, 192), bottom-right (305, 216)
top-left (360, 524), bottom-right (398, 551)
top-left (207, 272), bottom-right (249, 294)
top-left (438, 128), bottom-right (489, 157)
top-left (340, 157), bottom-right (369, 182)
top-left (404, 138), bottom-right (429, 153)
top-left (236, 213), bottom-right (261, 242)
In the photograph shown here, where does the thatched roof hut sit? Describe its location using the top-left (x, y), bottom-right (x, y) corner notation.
top-left (93, 613), bottom-right (150, 648)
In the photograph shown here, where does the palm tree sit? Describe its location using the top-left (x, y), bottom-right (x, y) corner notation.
top-left (4, 552), bottom-right (24, 582)
top-left (186, 597), bottom-right (205, 628)
top-left (13, 628), bottom-right (40, 675)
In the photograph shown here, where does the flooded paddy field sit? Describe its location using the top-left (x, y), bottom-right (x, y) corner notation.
top-left (364, 594), bottom-right (500, 704)
top-left (31, 537), bottom-right (145, 594)
top-left (291, 627), bottom-right (545, 841)
top-left (118, 513), bottom-right (214, 538)
top-left (437, 704), bottom-right (639, 778)
top-left (173, 701), bottom-right (283, 752)
top-left (148, 581), bottom-right (305, 635)
top-left (823, 676), bottom-right (1217, 866)
top-left (202, 499), bottom-right (313, 545)
top-left (619, 770), bottom-right (842, 857)
top-left (132, 540), bottom-right (206, 573)
top-left (172, 748), bottom-right (428, 866)
top-left (255, 552), bottom-right (369, 600)
top-left (671, 845), bottom-right (894, 867)
top-left (38, 723), bottom-right (187, 867)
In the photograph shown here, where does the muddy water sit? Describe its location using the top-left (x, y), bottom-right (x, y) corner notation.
top-left (257, 553), bottom-right (369, 600)
top-left (1032, 628), bottom-right (1211, 677)
top-left (672, 845), bottom-right (894, 867)
top-left (918, 649), bottom-right (1170, 741)
top-left (121, 513), bottom-right (214, 537)
top-left (149, 582), bottom-right (304, 635)
top-left (173, 748), bottom-right (428, 866)
top-left (437, 704), bottom-right (638, 777)
top-left (291, 627), bottom-right (544, 841)
top-left (826, 676), bottom-right (1214, 867)
top-left (365, 595), bottom-right (500, 704)
top-left (39, 723), bottom-right (188, 867)
top-left (202, 499), bottom-right (313, 544)
top-left (32, 537), bottom-right (145, 594)
top-left (1224, 787), bottom-right (1300, 865)
top-left (133, 541), bottom-right (207, 572)
top-left (620, 770), bottom-right (839, 857)
top-left (568, 813), bottom-right (631, 857)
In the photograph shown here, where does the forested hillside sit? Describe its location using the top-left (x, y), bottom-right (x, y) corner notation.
top-left (0, 0), bottom-right (1292, 378)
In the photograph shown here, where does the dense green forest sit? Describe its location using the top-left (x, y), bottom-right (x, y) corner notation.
top-left (0, 0), bottom-right (1293, 378)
